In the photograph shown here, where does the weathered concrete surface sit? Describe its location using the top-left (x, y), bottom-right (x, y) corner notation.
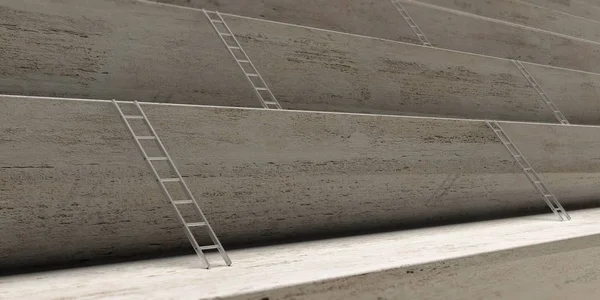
top-left (5, 0), bottom-right (600, 124)
top-left (224, 233), bottom-right (600, 300)
top-left (401, 0), bottom-right (600, 73)
top-left (224, 15), bottom-right (557, 123)
top-left (154, 0), bottom-right (419, 43)
top-left (0, 0), bottom-right (258, 107)
top-left (501, 122), bottom-right (600, 205)
top-left (418, 0), bottom-right (600, 43)
top-left (0, 96), bottom-right (570, 270)
top-left (153, 0), bottom-right (600, 73)
top-left (2, 210), bottom-right (600, 298)
top-left (524, 62), bottom-right (600, 125)
top-left (523, 0), bottom-right (600, 21)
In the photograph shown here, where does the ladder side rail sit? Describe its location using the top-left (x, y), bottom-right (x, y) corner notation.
top-left (202, 10), bottom-right (269, 108)
top-left (511, 60), bottom-right (570, 125)
top-left (113, 101), bottom-right (153, 162)
top-left (391, 0), bottom-right (432, 46)
top-left (134, 103), bottom-right (215, 268)
top-left (487, 121), bottom-right (570, 220)
top-left (115, 100), bottom-right (212, 268)
top-left (114, 101), bottom-right (168, 183)
top-left (214, 11), bottom-right (281, 109)
top-left (203, 10), bottom-right (280, 109)
top-left (492, 123), bottom-right (564, 219)
top-left (522, 169), bottom-right (569, 218)
top-left (132, 101), bottom-right (232, 265)
top-left (114, 101), bottom-right (213, 267)
top-left (500, 137), bottom-right (567, 219)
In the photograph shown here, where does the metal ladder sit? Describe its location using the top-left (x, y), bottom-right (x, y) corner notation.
top-left (203, 9), bottom-right (282, 110)
top-left (512, 60), bottom-right (569, 125)
top-left (390, 0), bottom-right (433, 47)
top-left (113, 100), bottom-right (232, 269)
top-left (486, 120), bottom-right (570, 221)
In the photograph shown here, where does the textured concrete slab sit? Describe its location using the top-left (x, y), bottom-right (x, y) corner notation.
top-left (523, 0), bottom-right (600, 21)
top-left (152, 0), bottom-right (419, 43)
top-left (500, 122), bottom-right (600, 207)
top-left (0, 0), bottom-right (258, 107)
top-left (523, 62), bottom-right (600, 125)
top-left (224, 15), bottom-right (556, 123)
top-left (151, 0), bottom-right (600, 73)
top-left (4, 0), bottom-right (600, 124)
top-left (401, 0), bottom-right (600, 73)
top-left (224, 229), bottom-right (600, 300)
top-left (418, 0), bottom-right (600, 43)
top-left (0, 96), bottom-right (557, 270)
top-left (2, 209), bottom-right (600, 300)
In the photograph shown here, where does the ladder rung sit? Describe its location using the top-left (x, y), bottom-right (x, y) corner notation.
top-left (136, 136), bottom-right (156, 140)
top-left (211, 20), bottom-right (224, 23)
top-left (221, 33), bottom-right (232, 36)
top-left (524, 168), bottom-right (532, 171)
top-left (229, 46), bottom-right (241, 49)
top-left (198, 245), bottom-right (219, 251)
top-left (147, 157), bottom-right (168, 161)
top-left (264, 101), bottom-right (278, 105)
top-left (124, 115), bottom-right (144, 119)
top-left (160, 178), bottom-right (181, 183)
top-left (543, 194), bottom-right (552, 198)
top-left (187, 222), bottom-right (207, 227)
top-left (255, 87), bottom-right (268, 91)
top-left (173, 200), bottom-right (194, 205)
top-left (238, 60), bottom-right (250, 63)
top-left (246, 73), bottom-right (258, 77)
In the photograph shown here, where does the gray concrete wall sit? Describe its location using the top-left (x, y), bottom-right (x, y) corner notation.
top-left (501, 122), bottom-right (600, 205)
top-left (7, 0), bottom-right (600, 124)
top-left (524, 62), bottom-right (600, 126)
top-left (2, 96), bottom-right (600, 269)
top-left (523, 0), bottom-right (600, 20)
top-left (401, 0), bottom-right (600, 73)
top-left (0, 0), bottom-right (258, 107)
top-left (418, 0), bottom-right (600, 43)
top-left (222, 15), bottom-right (556, 123)
top-left (154, 0), bottom-right (600, 73)
top-left (155, 0), bottom-right (419, 43)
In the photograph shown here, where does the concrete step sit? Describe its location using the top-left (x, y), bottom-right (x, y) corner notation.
top-left (3, 96), bottom-right (600, 269)
top-left (3, 208), bottom-right (600, 297)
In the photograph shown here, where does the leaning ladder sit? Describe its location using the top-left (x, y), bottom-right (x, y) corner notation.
top-left (486, 120), bottom-right (570, 221)
top-left (512, 60), bottom-right (569, 125)
top-left (113, 100), bottom-right (232, 268)
top-left (203, 9), bottom-right (282, 110)
top-left (390, 0), bottom-right (433, 47)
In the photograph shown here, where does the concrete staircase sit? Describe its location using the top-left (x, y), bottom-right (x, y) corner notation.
top-left (2, 0), bottom-right (600, 271)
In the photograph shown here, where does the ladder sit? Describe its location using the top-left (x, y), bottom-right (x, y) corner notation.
top-left (512, 60), bottom-right (569, 125)
top-left (113, 100), bottom-right (232, 269)
top-left (486, 120), bottom-right (570, 221)
top-left (203, 9), bottom-right (282, 110)
top-left (390, 0), bottom-right (433, 47)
